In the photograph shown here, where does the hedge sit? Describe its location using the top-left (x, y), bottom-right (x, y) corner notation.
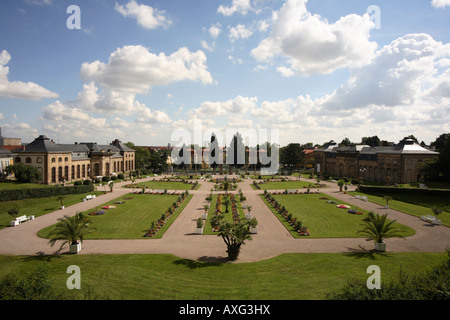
top-left (358, 185), bottom-right (450, 197)
top-left (0, 184), bottom-right (95, 202)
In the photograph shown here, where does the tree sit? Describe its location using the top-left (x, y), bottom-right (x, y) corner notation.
top-left (383, 195), bottom-right (393, 208)
top-left (430, 133), bottom-right (450, 152)
top-left (213, 218), bottom-right (256, 260)
top-left (48, 212), bottom-right (96, 253)
top-left (280, 143), bottom-right (304, 171)
top-left (6, 163), bottom-right (42, 183)
top-left (361, 136), bottom-right (380, 147)
top-left (340, 137), bottom-right (353, 147)
top-left (8, 208), bottom-right (19, 220)
top-left (431, 205), bottom-right (446, 220)
top-left (357, 212), bottom-right (404, 251)
top-left (223, 195), bottom-right (230, 213)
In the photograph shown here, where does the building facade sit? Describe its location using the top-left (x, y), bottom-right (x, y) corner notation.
top-left (314, 137), bottom-right (439, 184)
top-left (13, 135), bottom-right (135, 184)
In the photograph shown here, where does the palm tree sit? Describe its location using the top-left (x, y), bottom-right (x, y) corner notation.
top-left (431, 205), bottom-right (446, 221)
top-left (383, 195), bottom-right (393, 208)
top-left (223, 195), bottom-right (231, 213)
top-left (357, 211), bottom-right (404, 252)
top-left (48, 212), bottom-right (96, 253)
top-left (214, 219), bottom-right (255, 260)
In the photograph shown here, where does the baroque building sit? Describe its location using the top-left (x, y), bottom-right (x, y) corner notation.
top-left (13, 135), bottom-right (135, 184)
top-left (314, 137), bottom-right (438, 184)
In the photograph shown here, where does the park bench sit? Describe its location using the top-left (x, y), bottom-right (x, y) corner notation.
top-left (421, 215), bottom-right (441, 225)
top-left (355, 195), bottom-right (368, 202)
top-left (85, 195), bottom-right (96, 200)
top-left (9, 215), bottom-right (33, 227)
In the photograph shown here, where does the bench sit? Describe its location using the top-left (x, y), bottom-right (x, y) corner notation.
top-left (355, 195), bottom-right (368, 202)
top-left (421, 215), bottom-right (441, 225)
top-left (9, 215), bottom-right (33, 227)
top-left (85, 195), bottom-right (96, 200)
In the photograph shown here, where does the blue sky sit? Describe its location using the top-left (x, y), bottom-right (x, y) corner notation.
top-left (0, 0), bottom-right (449, 147)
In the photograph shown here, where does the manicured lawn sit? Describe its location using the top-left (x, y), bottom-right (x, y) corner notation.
top-left (261, 193), bottom-right (415, 238)
top-left (349, 191), bottom-right (450, 227)
top-left (38, 193), bottom-right (193, 239)
top-left (252, 180), bottom-right (326, 190)
top-left (203, 193), bottom-right (246, 234)
top-left (0, 191), bottom-right (103, 229)
top-left (123, 181), bottom-right (200, 190)
top-left (0, 252), bottom-right (446, 300)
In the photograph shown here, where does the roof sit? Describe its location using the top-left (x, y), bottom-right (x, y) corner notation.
top-left (16, 135), bottom-right (69, 153)
top-left (0, 146), bottom-right (13, 155)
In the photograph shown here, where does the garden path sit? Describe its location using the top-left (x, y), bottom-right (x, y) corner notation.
top-left (0, 175), bottom-right (449, 263)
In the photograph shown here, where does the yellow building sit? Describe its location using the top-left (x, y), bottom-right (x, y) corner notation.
top-left (13, 135), bottom-right (135, 184)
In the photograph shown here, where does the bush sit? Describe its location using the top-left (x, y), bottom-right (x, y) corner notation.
top-left (327, 250), bottom-right (450, 300)
top-left (0, 184), bottom-right (94, 202)
top-left (117, 173), bottom-right (124, 180)
top-left (102, 176), bottom-right (110, 182)
top-left (111, 176), bottom-right (117, 180)
top-left (358, 185), bottom-right (450, 197)
top-left (74, 181), bottom-right (82, 185)
top-left (83, 180), bottom-right (92, 185)
top-left (93, 178), bottom-right (101, 183)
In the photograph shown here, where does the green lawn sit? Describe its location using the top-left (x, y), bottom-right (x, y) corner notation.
top-left (349, 191), bottom-right (450, 227)
top-left (0, 252), bottom-right (446, 300)
top-left (203, 193), bottom-right (246, 234)
top-left (38, 193), bottom-right (193, 239)
top-left (262, 193), bottom-right (415, 238)
top-left (123, 181), bottom-right (200, 190)
top-left (252, 180), bottom-right (326, 190)
top-left (0, 191), bottom-right (103, 229)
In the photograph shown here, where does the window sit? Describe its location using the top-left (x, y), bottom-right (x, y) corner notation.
top-left (58, 157), bottom-right (63, 162)
top-left (26, 157), bottom-right (32, 163)
top-left (15, 157), bottom-right (21, 163)
top-left (37, 157), bottom-right (43, 164)
top-left (65, 157), bottom-right (69, 162)
top-left (52, 158), bottom-right (56, 163)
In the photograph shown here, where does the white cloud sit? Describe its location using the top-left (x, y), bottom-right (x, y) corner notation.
top-left (193, 95), bottom-right (257, 117)
top-left (320, 33), bottom-right (450, 111)
top-left (209, 23), bottom-right (222, 38)
top-left (276, 66), bottom-right (294, 77)
top-left (0, 50), bottom-right (58, 100)
top-left (229, 24), bottom-right (253, 42)
top-left (431, 0), bottom-right (450, 8)
top-left (218, 0), bottom-right (253, 16)
top-left (80, 45), bottom-right (213, 94)
top-left (114, 0), bottom-right (172, 29)
top-left (251, 0), bottom-right (377, 76)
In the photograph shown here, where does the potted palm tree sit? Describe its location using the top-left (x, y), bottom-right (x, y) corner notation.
top-left (248, 217), bottom-right (258, 234)
top-left (337, 180), bottom-right (345, 192)
top-left (48, 212), bottom-right (95, 254)
top-left (57, 195), bottom-right (65, 210)
top-left (245, 205), bottom-right (252, 220)
top-left (202, 204), bottom-right (209, 220)
top-left (213, 218), bottom-right (256, 261)
top-left (357, 211), bottom-right (404, 252)
top-left (383, 195), bottom-right (393, 209)
top-left (196, 217), bottom-right (204, 234)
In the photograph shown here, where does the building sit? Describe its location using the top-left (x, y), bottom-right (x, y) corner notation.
top-left (0, 147), bottom-right (13, 178)
top-left (0, 127), bottom-right (22, 151)
top-left (314, 137), bottom-right (439, 184)
top-left (12, 135), bottom-right (135, 184)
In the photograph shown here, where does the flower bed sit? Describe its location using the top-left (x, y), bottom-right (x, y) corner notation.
top-left (89, 210), bottom-right (105, 216)
top-left (143, 191), bottom-right (189, 238)
top-left (263, 192), bottom-right (310, 236)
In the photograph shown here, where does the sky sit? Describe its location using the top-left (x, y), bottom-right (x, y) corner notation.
top-left (0, 0), bottom-right (449, 148)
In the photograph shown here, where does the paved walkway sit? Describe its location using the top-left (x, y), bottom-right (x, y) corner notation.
top-left (0, 175), bottom-right (449, 263)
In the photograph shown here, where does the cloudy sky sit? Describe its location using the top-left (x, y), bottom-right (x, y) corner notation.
top-left (0, 0), bottom-right (449, 147)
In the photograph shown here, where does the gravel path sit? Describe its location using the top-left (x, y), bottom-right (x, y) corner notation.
top-left (0, 175), bottom-right (449, 263)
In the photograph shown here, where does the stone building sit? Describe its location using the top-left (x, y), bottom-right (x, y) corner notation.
top-left (0, 147), bottom-right (13, 178)
top-left (314, 137), bottom-right (439, 184)
top-left (12, 135), bottom-right (135, 184)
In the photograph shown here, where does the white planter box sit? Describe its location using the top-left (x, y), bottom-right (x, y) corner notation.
top-left (374, 242), bottom-right (386, 252)
top-left (195, 227), bottom-right (203, 235)
top-left (201, 213), bottom-right (208, 220)
top-left (245, 214), bottom-right (252, 220)
top-left (60, 206), bottom-right (65, 210)
top-left (69, 243), bottom-right (81, 254)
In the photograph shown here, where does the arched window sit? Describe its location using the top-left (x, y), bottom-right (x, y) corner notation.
top-left (65, 157), bottom-right (69, 162)
top-left (26, 157), bottom-right (32, 163)
top-left (15, 157), bottom-right (21, 163)
top-left (37, 157), bottom-right (43, 164)
top-left (52, 158), bottom-right (56, 163)
top-left (58, 157), bottom-right (63, 162)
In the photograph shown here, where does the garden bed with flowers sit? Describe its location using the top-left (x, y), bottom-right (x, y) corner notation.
top-left (123, 180), bottom-right (200, 191)
top-left (251, 180), bottom-right (326, 191)
top-left (38, 193), bottom-right (193, 240)
top-left (203, 193), bottom-right (246, 235)
top-left (259, 192), bottom-right (415, 238)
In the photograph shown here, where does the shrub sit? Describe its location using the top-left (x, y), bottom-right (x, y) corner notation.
top-left (0, 184), bottom-right (94, 202)
top-left (117, 173), bottom-right (124, 180)
top-left (83, 180), bottom-right (92, 185)
top-left (74, 181), bottom-right (82, 186)
top-left (102, 176), bottom-right (110, 182)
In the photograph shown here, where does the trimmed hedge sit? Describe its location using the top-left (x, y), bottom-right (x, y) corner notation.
top-left (0, 184), bottom-right (95, 202)
top-left (358, 185), bottom-right (450, 197)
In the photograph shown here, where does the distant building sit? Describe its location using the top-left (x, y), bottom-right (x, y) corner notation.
top-left (314, 137), bottom-right (439, 184)
top-left (0, 127), bottom-right (22, 151)
top-left (0, 147), bottom-right (13, 178)
top-left (12, 135), bottom-right (135, 184)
